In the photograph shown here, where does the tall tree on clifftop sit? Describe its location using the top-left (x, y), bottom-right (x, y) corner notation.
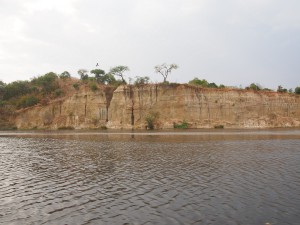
top-left (78, 69), bottom-right (89, 80)
top-left (108, 66), bottom-right (129, 84)
top-left (154, 63), bottom-right (178, 83)
top-left (91, 69), bottom-right (105, 83)
top-left (59, 71), bottom-right (71, 79)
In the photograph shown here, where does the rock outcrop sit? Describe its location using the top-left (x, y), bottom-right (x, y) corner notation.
top-left (13, 84), bottom-right (300, 129)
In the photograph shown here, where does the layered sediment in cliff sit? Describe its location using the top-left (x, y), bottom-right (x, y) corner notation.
top-left (13, 84), bottom-right (300, 129)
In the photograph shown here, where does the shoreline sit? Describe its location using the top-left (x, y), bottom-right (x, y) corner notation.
top-left (1, 127), bottom-right (300, 136)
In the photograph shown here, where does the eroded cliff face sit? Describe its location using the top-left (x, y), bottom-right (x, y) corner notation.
top-left (14, 86), bottom-right (114, 130)
top-left (13, 84), bottom-right (300, 129)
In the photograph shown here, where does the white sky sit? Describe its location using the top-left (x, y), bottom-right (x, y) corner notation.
top-left (0, 0), bottom-right (299, 89)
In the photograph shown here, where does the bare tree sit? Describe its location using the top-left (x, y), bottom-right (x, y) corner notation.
top-left (154, 63), bottom-right (178, 83)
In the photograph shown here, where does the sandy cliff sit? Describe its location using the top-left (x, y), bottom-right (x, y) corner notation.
top-left (13, 84), bottom-right (300, 129)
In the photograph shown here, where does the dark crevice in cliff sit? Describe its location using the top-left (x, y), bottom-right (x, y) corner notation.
top-left (137, 86), bottom-right (143, 124)
top-left (104, 86), bottom-right (116, 122)
top-left (195, 88), bottom-right (202, 120)
top-left (155, 85), bottom-right (158, 103)
top-left (84, 94), bottom-right (87, 116)
top-left (130, 86), bottom-right (134, 126)
top-left (59, 101), bottom-right (62, 115)
top-left (204, 94), bottom-right (211, 124)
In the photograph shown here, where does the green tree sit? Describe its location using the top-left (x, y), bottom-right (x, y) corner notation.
top-left (104, 74), bottom-right (118, 85)
top-left (247, 83), bottom-right (261, 91)
top-left (188, 78), bottom-right (209, 87)
top-left (78, 69), bottom-right (89, 80)
top-left (31, 72), bottom-right (59, 94)
top-left (277, 85), bottom-right (287, 93)
top-left (207, 82), bottom-right (218, 88)
top-left (134, 76), bottom-right (150, 85)
top-left (17, 96), bottom-right (39, 108)
top-left (91, 69), bottom-right (106, 83)
top-left (154, 63), bottom-right (178, 83)
top-left (108, 66), bottom-right (129, 83)
top-left (3, 81), bottom-right (32, 100)
top-left (59, 71), bottom-right (71, 79)
top-left (295, 87), bottom-right (300, 94)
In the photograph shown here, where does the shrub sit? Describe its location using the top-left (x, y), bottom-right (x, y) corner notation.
top-left (0, 100), bottom-right (6, 107)
top-left (134, 76), bottom-right (150, 86)
top-left (89, 82), bottom-right (98, 91)
top-left (174, 121), bottom-right (189, 129)
top-left (207, 82), bottom-right (218, 88)
top-left (54, 89), bottom-right (64, 97)
top-left (58, 126), bottom-right (75, 130)
top-left (31, 72), bottom-right (59, 94)
top-left (214, 125), bottom-right (224, 129)
top-left (145, 112), bottom-right (159, 130)
top-left (277, 85), bottom-right (287, 93)
top-left (17, 96), bottom-right (39, 108)
top-left (59, 71), bottom-right (71, 79)
top-left (263, 88), bottom-right (272, 91)
top-left (73, 83), bottom-right (79, 90)
top-left (188, 78), bottom-right (219, 88)
top-left (295, 87), bottom-right (300, 95)
top-left (247, 83), bottom-right (261, 91)
top-left (3, 81), bottom-right (32, 100)
top-left (189, 78), bottom-right (208, 87)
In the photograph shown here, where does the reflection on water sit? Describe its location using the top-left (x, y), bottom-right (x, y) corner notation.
top-left (0, 130), bottom-right (300, 225)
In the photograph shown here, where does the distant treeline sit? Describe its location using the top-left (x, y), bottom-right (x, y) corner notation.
top-left (1, 65), bottom-right (300, 112)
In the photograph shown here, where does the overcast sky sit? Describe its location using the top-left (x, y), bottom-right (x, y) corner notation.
top-left (0, 0), bottom-right (299, 89)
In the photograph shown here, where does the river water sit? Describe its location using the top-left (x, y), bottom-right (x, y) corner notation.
top-left (1, 129), bottom-right (300, 225)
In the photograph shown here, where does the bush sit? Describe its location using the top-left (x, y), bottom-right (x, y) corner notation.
top-left (134, 76), bottom-right (150, 86)
top-left (277, 85), bottom-right (287, 93)
top-left (0, 100), bottom-right (6, 107)
top-left (3, 81), bottom-right (32, 100)
top-left (263, 88), bottom-right (272, 91)
top-left (59, 71), bottom-right (71, 79)
top-left (31, 72), bottom-right (59, 94)
top-left (17, 96), bottom-right (39, 108)
top-left (174, 121), bottom-right (189, 129)
top-left (58, 126), bottom-right (75, 130)
top-left (247, 83), bottom-right (261, 91)
top-left (295, 87), bottom-right (300, 95)
top-left (73, 83), bottom-right (79, 90)
top-left (214, 125), bottom-right (224, 129)
top-left (188, 78), bottom-right (219, 88)
top-left (207, 82), bottom-right (218, 88)
top-left (89, 82), bottom-right (98, 91)
top-left (54, 89), bottom-right (64, 97)
top-left (145, 112), bottom-right (159, 130)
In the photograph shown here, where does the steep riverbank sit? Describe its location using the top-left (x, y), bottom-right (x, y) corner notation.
top-left (10, 84), bottom-right (300, 129)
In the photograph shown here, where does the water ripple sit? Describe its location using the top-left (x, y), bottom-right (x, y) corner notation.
top-left (0, 135), bottom-right (300, 225)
